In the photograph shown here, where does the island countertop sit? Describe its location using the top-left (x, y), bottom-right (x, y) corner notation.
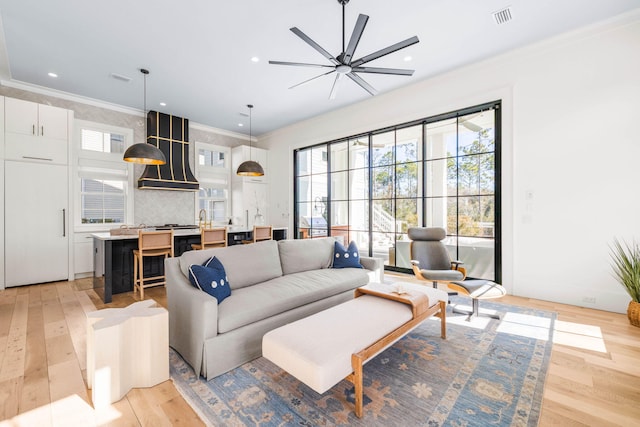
top-left (91, 226), bottom-right (288, 241)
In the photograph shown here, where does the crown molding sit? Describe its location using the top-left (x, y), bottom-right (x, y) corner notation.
top-left (0, 78), bottom-right (143, 116)
top-left (0, 78), bottom-right (256, 141)
top-left (190, 121), bottom-right (255, 142)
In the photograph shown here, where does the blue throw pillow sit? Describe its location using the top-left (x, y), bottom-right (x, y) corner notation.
top-left (332, 240), bottom-right (363, 269)
top-left (188, 256), bottom-right (231, 303)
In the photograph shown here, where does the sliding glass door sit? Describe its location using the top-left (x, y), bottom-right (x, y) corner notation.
top-left (294, 101), bottom-right (500, 282)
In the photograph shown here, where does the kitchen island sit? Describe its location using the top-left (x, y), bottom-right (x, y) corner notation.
top-left (92, 226), bottom-right (287, 303)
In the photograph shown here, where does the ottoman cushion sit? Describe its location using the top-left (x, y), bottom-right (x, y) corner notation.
top-left (263, 295), bottom-right (412, 394)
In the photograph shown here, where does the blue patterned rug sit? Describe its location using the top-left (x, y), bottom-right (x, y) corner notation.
top-left (170, 297), bottom-right (555, 426)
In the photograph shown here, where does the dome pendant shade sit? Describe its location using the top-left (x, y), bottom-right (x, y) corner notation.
top-left (236, 160), bottom-right (264, 176)
top-left (122, 68), bottom-right (166, 165)
top-left (236, 104), bottom-right (264, 177)
top-left (123, 142), bottom-right (166, 165)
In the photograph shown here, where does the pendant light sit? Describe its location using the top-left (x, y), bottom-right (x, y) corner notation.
top-left (123, 69), bottom-right (166, 165)
top-left (236, 104), bottom-right (265, 176)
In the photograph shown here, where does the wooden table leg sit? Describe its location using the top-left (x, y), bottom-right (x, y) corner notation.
top-left (351, 353), bottom-right (364, 418)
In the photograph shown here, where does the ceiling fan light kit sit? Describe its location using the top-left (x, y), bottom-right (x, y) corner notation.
top-left (269, 0), bottom-right (419, 99)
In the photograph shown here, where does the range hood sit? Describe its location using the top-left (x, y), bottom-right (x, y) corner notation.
top-left (137, 110), bottom-right (199, 191)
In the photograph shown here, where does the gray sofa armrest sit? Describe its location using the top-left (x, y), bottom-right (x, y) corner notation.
top-left (360, 256), bottom-right (384, 283)
top-left (165, 257), bottom-right (219, 378)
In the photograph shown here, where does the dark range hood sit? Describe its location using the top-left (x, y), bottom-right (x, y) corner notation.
top-left (137, 110), bottom-right (199, 191)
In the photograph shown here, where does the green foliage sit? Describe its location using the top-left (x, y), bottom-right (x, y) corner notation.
top-left (446, 131), bottom-right (496, 237)
top-left (610, 239), bottom-right (640, 302)
top-left (371, 144), bottom-right (419, 232)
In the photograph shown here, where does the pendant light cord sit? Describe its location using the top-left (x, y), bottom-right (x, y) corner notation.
top-left (141, 68), bottom-right (149, 143)
top-left (248, 104), bottom-right (253, 161)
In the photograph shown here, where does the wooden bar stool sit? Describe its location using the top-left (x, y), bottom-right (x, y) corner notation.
top-left (191, 227), bottom-right (228, 250)
top-left (242, 225), bottom-right (273, 244)
top-left (133, 230), bottom-right (174, 299)
top-left (253, 225), bottom-right (273, 242)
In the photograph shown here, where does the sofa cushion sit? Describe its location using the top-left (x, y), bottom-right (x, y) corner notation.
top-left (277, 237), bottom-right (335, 275)
top-left (217, 267), bottom-right (369, 333)
top-left (332, 240), bottom-right (363, 269)
top-left (188, 257), bottom-right (231, 303)
top-left (179, 240), bottom-right (283, 289)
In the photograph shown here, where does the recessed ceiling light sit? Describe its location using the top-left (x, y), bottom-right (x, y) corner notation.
top-left (251, 57), bottom-right (260, 63)
top-left (403, 56), bottom-right (412, 62)
top-left (48, 72), bottom-right (58, 78)
top-left (159, 102), bottom-right (166, 106)
top-left (238, 123), bottom-right (244, 127)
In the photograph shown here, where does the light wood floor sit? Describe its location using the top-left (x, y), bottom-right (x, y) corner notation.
top-left (0, 276), bottom-right (639, 426)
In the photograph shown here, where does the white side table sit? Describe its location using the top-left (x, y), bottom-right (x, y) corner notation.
top-left (87, 299), bottom-right (169, 408)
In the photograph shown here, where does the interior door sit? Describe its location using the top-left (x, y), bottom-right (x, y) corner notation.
top-left (5, 160), bottom-right (69, 286)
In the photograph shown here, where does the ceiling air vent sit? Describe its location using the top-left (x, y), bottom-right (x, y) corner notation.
top-left (110, 72), bottom-right (132, 82)
top-left (493, 6), bottom-right (513, 25)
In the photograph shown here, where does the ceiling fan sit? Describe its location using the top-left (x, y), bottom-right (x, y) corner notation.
top-left (269, 0), bottom-right (419, 100)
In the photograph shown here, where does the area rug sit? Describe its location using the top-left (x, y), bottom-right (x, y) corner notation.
top-left (170, 297), bottom-right (556, 426)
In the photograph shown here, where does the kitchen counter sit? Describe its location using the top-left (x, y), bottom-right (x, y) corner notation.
top-left (92, 226), bottom-right (288, 303)
top-left (91, 226), bottom-right (287, 240)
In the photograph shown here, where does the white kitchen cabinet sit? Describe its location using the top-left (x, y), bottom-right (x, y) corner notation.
top-left (232, 145), bottom-right (268, 183)
top-left (231, 145), bottom-right (269, 227)
top-left (4, 97), bottom-right (69, 164)
top-left (232, 180), bottom-right (268, 228)
top-left (5, 97), bottom-right (68, 139)
top-left (74, 232), bottom-right (95, 276)
top-left (5, 160), bottom-right (69, 286)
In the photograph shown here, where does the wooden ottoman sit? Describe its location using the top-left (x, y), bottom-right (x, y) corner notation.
top-left (262, 282), bottom-right (447, 418)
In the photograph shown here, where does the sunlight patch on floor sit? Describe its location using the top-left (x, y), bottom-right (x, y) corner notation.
top-left (447, 304), bottom-right (493, 329)
top-left (552, 320), bottom-right (607, 353)
top-left (0, 394), bottom-right (122, 427)
top-left (496, 312), bottom-right (554, 340)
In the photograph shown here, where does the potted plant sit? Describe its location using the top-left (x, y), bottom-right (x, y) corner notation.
top-left (610, 238), bottom-right (640, 327)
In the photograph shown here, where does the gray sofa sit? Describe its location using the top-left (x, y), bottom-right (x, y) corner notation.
top-left (165, 237), bottom-right (383, 380)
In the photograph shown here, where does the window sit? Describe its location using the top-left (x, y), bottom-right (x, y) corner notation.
top-left (80, 177), bottom-right (125, 224)
top-left (293, 101), bottom-right (501, 282)
top-left (198, 187), bottom-right (228, 223)
top-left (195, 143), bottom-right (230, 224)
top-left (74, 120), bottom-right (134, 229)
top-left (80, 129), bottom-right (125, 153)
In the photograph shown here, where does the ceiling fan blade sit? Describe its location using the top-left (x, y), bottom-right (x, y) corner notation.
top-left (352, 66), bottom-right (414, 76)
top-left (269, 60), bottom-right (334, 68)
top-left (329, 74), bottom-right (343, 100)
top-left (346, 72), bottom-right (377, 96)
top-left (289, 70), bottom-right (336, 90)
top-left (343, 14), bottom-right (369, 64)
top-left (290, 27), bottom-right (340, 65)
top-left (351, 36), bottom-right (419, 67)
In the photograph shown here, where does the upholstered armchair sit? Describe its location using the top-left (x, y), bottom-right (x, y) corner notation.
top-left (408, 226), bottom-right (506, 319)
top-left (408, 227), bottom-right (466, 290)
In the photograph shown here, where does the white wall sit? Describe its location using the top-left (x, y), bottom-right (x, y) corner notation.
top-left (261, 10), bottom-right (640, 313)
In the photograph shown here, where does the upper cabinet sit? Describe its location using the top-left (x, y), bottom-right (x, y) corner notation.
top-left (232, 145), bottom-right (268, 183)
top-left (4, 97), bottom-right (71, 164)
